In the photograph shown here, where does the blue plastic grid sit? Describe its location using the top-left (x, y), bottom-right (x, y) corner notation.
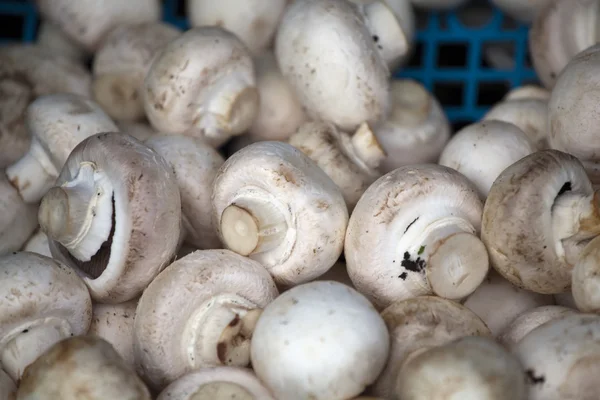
top-left (0, 0), bottom-right (538, 127)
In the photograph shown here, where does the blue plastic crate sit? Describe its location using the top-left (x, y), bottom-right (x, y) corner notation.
top-left (0, 0), bottom-right (537, 130)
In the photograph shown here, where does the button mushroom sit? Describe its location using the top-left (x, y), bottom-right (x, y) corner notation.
top-left (288, 121), bottom-right (385, 210)
top-left (5, 93), bottom-right (117, 204)
top-left (275, 0), bottom-right (403, 132)
top-left (156, 367), bottom-right (276, 400)
top-left (0, 175), bottom-right (38, 256)
top-left (133, 249), bottom-right (278, 390)
top-left (212, 141), bottom-right (348, 287)
top-left (251, 281), bottom-right (390, 400)
top-left (38, 132), bottom-right (181, 303)
top-left (572, 235), bottom-right (600, 312)
top-left (0, 252), bottom-right (92, 382)
top-left (513, 313), bottom-right (600, 400)
top-left (345, 164), bottom-right (489, 309)
top-left (482, 149), bottom-right (600, 294)
top-left (143, 27), bottom-right (259, 148)
top-left (92, 22), bottom-right (182, 122)
top-left (439, 120), bottom-right (536, 200)
top-left (21, 229), bottom-right (52, 258)
top-left (370, 296), bottom-right (491, 398)
top-left (116, 121), bottom-right (159, 142)
top-left (491, 0), bottom-right (553, 23)
top-left (36, 21), bottom-right (87, 62)
top-left (145, 135), bottom-right (225, 250)
top-left (17, 336), bottom-right (151, 400)
top-left (394, 336), bottom-right (528, 400)
top-left (375, 79), bottom-right (451, 173)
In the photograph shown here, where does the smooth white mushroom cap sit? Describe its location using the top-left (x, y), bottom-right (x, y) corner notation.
top-left (0, 176), bottom-right (38, 256)
top-left (212, 141), bottom-right (348, 287)
top-left (0, 369), bottom-right (15, 400)
top-left (463, 270), bottom-right (554, 336)
top-left (439, 120), bottom-right (536, 199)
top-left (251, 281), bottom-right (390, 400)
top-left (92, 22), bottom-right (182, 122)
top-left (371, 296), bottom-right (491, 398)
top-left (117, 121), bottom-right (159, 142)
top-left (376, 79), bottom-right (450, 173)
top-left (513, 313), bottom-right (600, 400)
top-left (17, 336), bottom-right (151, 400)
top-left (275, 0), bottom-right (391, 132)
top-left (143, 27), bottom-right (258, 148)
top-left (35, 0), bottom-right (161, 52)
top-left (490, 0), bottom-right (553, 23)
top-left (187, 0), bottom-right (287, 55)
top-left (395, 336), bottom-right (528, 400)
top-left (497, 305), bottom-right (577, 349)
top-left (409, 0), bottom-right (469, 9)
top-left (134, 250), bottom-right (278, 390)
top-left (36, 21), bottom-right (87, 62)
top-left (157, 367), bottom-right (276, 400)
top-left (21, 229), bottom-right (52, 258)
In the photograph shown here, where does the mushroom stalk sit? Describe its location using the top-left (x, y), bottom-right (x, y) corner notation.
top-left (182, 294), bottom-right (262, 368)
top-left (347, 122), bottom-right (386, 170)
top-left (0, 318), bottom-right (72, 382)
top-left (38, 162), bottom-right (114, 262)
top-left (359, 1), bottom-right (407, 68)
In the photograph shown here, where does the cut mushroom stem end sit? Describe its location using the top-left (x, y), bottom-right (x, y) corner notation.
top-left (92, 73), bottom-right (143, 122)
top-left (392, 80), bottom-right (432, 125)
top-left (351, 122), bottom-right (386, 169)
top-left (38, 162), bottom-right (114, 262)
top-left (183, 294), bottom-right (262, 367)
top-left (5, 145), bottom-right (55, 204)
top-left (361, 1), bottom-right (408, 67)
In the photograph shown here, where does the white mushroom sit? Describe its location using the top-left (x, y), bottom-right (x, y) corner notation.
top-left (482, 150), bottom-right (600, 294)
top-left (0, 252), bottom-right (92, 382)
top-left (36, 21), bottom-right (87, 62)
top-left (248, 52), bottom-right (306, 142)
top-left (17, 336), bottom-right (151, 399)
top-left (92, 22), bottom-right (182, 122)
top-left (0, 369), bottom-right (15, 400)
top-left (345, 164), bottom-right (489, 309)
top-left (497, 305), bottom-right (577, 349)
top-left (21, 228), bottom-right (52, 258)
top-left (370, 296), bottom-right (491, 398)
top-left (134, 250), bottom-right (278, 391)
top-left (0, 175), bottom-right (38, 256)
top-left (38, 132), bottom-right (181, 303)
top-left (186, 0), bottom-right (288, 55)
top-left (145, 135), bottom-right (225, 249)
top-left (88, 298), bottom-right (138, 366)
top-left (375, 79), bottom-right (450, 173)
top-left (463, 270), bottom-right (555, 336)
top-left (289, 121), bottom-right (385, 210)
top-left (275, 0), bottom-right (404, 132)
top-left (116, 121), bottom-right (159, 142)
top-left (35, 0), bottom-right (161, 52)
top-left (212, 141), bottom-right (348, 286)
top-left (394, 336), bottom-right (528, 400)
top-left (572, 235), bottom-right (600, 312)
top-left (251, 281), bottom-right (390, 400)
top-left (5, 93), bottom-right (117, 204)
top-left (143, 27), bottom-right (258, 148)
top-left (513, 313), bottom-right (600, 400)
top-left (490, 0), bottom-right (553, 23)
top-left (439, 120), bottom-right (536, 200)
top-left (157, 367), bottom-right (276, 400)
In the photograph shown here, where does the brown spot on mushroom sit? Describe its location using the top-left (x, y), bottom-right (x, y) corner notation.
top-left (251, 18), bottom-right (268, 36)
top-left (228, 314), bottom-right (241, 327)
top-left (315, 200), bottom-right (329, 210)
top-left (216, 341), bottom-right (227, 364)
top-left (274, 164), bottom-right (298, 186)
top-left (525, 369), bottom-right (545, 385)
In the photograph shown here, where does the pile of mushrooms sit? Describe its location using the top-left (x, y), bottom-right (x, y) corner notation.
top-left (4, 0), bottom-right (600, 398)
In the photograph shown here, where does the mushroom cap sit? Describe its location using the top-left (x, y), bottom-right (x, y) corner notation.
top-left (187, 0), bottom-right (288, 55)
top-left (490, 0), bottom-right (553, 23)
top-left (482, 149), bottom-right (592, 293)
top-left (371, 296), bottom-right (491, 398)
top-left (463, 270), bottom-right (555, 336)
top-left (0, 252), bottom-right (92, 348)
top-left (17, 335), bottom-right (151, 400)
top-left (36, 21), bottom-right (88, 62)
top-left (88, 298), bottom-right (139, 366)
top-left (572, 234), bottom-right (600, 312)
top-left (212, 141), bottom-right (348, 286)
top-left (275, 0), bottom-right (390, 132)
top-left (21, 229), bottom-right (52, 258)
top-left (497, 305), bottom-right (577, 349)
top-left (251, 281), bottom-right (390, 400)
top-left (35, 0), bottom-right (161, 51)
top-left (134, 249), bottom-right (278, 390)
top-left (513, 313), bottom-right (600, 400)
top-left (92, 22), bottom-right (182, 122)
top-left (0, 369), bottom-right (15, 400)
top-left (345, 164), bottom-right (485, 308)
top-left (439, 120), bottom-right (536, 199)
top-left (116, 121), bottom-right (158, 142)
top-left (47, 132), bottom-right (181, 303)
top-left (145, 135), bottom-right (225, 250)
top-left (0, 176), bottom-right (38, 256)
top-left (504, 85), bottom-right (551, 102)
top-left (395, 336), bottom-right (527, 400)
top-left (0, 77), bottom-right (33, 168)
top-left (156, 367), bottom-right (276, 400)
top-left (376, 79), bottom-right (450, 172)
top-left (548, 43), bottom-right (600, 162)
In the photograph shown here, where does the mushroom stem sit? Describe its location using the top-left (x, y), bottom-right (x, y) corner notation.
top-left (182, 294), bottom-right (262, 368)
top-left (38, 162), bottom-right (114, 262)
top-left (0, 318), bottom-right (72, 382)
top-left (359, 0), bottom-right (407, 67)
top-left (350, 122), bottom-right (386, 169)
top-left (5, 138), bottom-right (58, 203)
